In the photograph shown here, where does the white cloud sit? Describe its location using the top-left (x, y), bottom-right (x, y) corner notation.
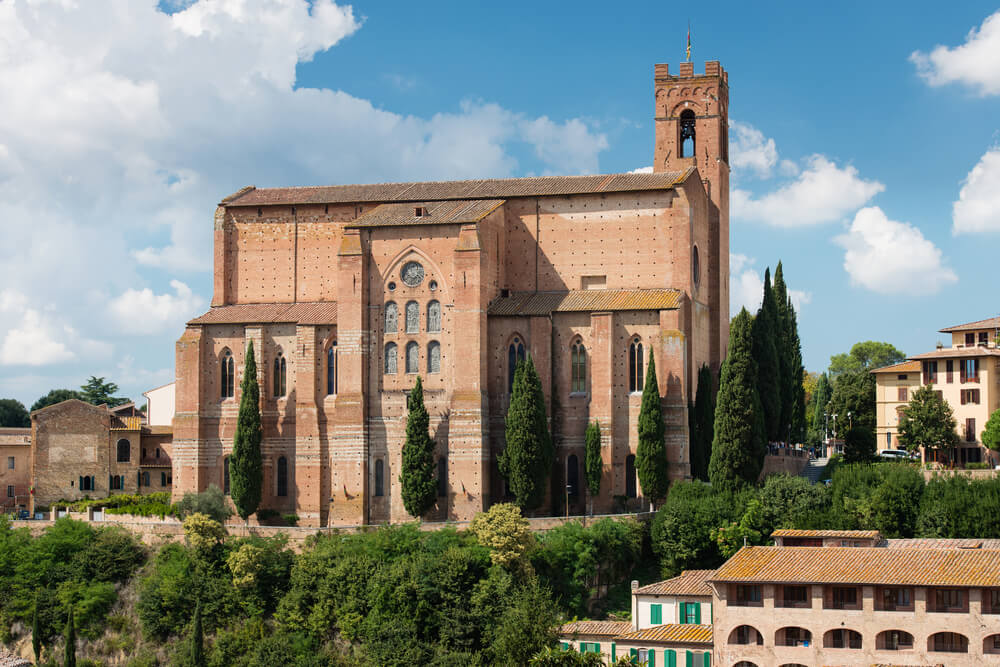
top-left (732, 156), bottom-right (884, 226)
top-left (0, 289), bottom-right (110, 366)
top-left (911, 10), bottom-right (1000, 96)
top-left (952, 147), bottom-right (1000, 233)
top-left (729, 121), bottom-right (778, 178)
top-left (107, 280), bottom-right (206, 335)
top-left (835, 206), bottom-right (957, 295)
top-left (629, 166), bottom-right (653, 174)
top-left (729, 253), bottom-right (811, 315)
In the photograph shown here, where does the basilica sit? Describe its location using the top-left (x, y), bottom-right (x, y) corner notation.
top-left (173, 60), bottom-right (731, 527)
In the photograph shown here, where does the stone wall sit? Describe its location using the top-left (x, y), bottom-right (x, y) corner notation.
top-left (759, 449), bottom-right (809, 479)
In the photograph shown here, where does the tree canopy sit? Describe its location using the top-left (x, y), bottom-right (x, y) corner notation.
top-left (898, 385), bottom-right (960, 459)
top-left (499, 356), bottom-right (554, 511)
top-left (752, 268), bottom-right (781, 441)
top-left (79, 376), bottom-right (130, 407)
top-left (0, 398), bottom-right (29, 427)
top-left (584, 421), bottom-right (602, 501)
top-left (30, 389), bottom-right (84, 413)
top-left (689, 365), bottom-right (715, 481)
top-left (400, 376), bottom-right (437, 519)
top-left (636, 354), bottom-right (669, 505)
top-left (829, 341), bottom-right (906, 378)
top-left (230, 342), bottom-right (262, 522)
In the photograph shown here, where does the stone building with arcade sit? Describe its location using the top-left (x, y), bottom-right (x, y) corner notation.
top-left (173, 60), bottom-right (731, 527)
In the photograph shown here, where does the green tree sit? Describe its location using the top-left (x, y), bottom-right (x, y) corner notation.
top-left (191, 599), bottom-right (205, 667)
top-left (63, 607), bottom-right (76, 667)
top-left (636, 355), bottom-right (669, 506)
top-left (898, 385), bottom-right (960, 463)
top-left (772, 263), bottom-right (794, 437)
top-left (499, 356), bottom-right (554, 511)
top-left (230, 341), bottom-right (263, 523)
top-left (174, 484), bottom-right (233, 524)
top-left (843, 425), bottom-right (876, 463)
top-left (689, 364), bottom-right (715, 481)
top-left (828, 369), bottom-right (877, 438)
top-left (470, 503), bottom-right (534, 572)
top-left (712, 497), bottom-right (764, 558)
top-left (30, 389), bottom-right (84, 413)
top-left (807, 373), bottom-right (832, 447)
top-left (400, 376), bottom-right (437, 518)
top-left (709, 309), bottom-right (767, 492)
top-left (786, 301), bottom-right (807, 442)
top-left (0, 398), bottom-right (29, 427)
top-left (982, 408), bottom-right (1000, 466)
top-left (583, 421), bottom-right (602, 514)
top-left (829, 341), bottom-right (906, 379)
top-left (79, 376), bottom-right (129, 407)
top-left (32, 592), bottom-right (42, 663)
top-left (752, 268), bottom-right (781, 441)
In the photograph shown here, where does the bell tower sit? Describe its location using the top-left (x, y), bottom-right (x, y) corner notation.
top-left (653, 60), bottom-right (730, 373)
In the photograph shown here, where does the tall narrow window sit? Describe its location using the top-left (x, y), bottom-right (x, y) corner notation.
top-left (277, 456), bottom-right (288, 497)
top-left (427, 300), bottom-right (441, 333)
top-left (405, 301), bottom-right (419, 333)
top-left (508, 337), bottom-right (526, 392)
top-left (428, 341), bottom-right (441, 374)
top-left (567, 454), bottom-right (579, 496)
top-left (437, 458), bottom-right (447, 497)
top-left (221, 348), bottom-right (235, 398)
top-left (406, 341), bottom-right (419, 373)
top-left (273, 351), bottom-right (286, 397)
top-left (680, 109), bottom-right (696, 157)
top-left (629, 338), bottom-right (644, 392)
top-left (142, 471), bottom-right (150, 487)
top-left (625, 454), bottom-right (637, 498)
top-left (116, 438), bottom-right (130, 463)
top-left (571, 341), bottom-right (587, 393)
top-left (385, 343), bottom-right (398, 374)
top-left (224, 456), bottom-right (230, 495)
top-left (161, 472), bottom-right (167, 487)
top-left (326, 342), bottom-right (337, 395)
top-left (384, 302), bottom-right (398, 333)
top-left (374, 458), bottom-right (384, 497)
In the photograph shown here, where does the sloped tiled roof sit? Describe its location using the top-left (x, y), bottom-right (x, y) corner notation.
top-left (558, 620), bottom-right (632, 637)
top-left (909, 346), bottom-right (1000, 360)
top-left (488, 289), bottom-right (682, 316)
top-left (0, 649), bottom-right (31, 667)
top-left (615, 624), bottom-right (712, 645)
top-left (221, 170), bottom-right (691, 207)
top-left (110, 415), bottom-right (142, 431)
top-left (712, 546), bottom-right (1000, 587)
top-left (348, 199), bottom-right (504, 227)
top-left (940, 316), bottom-right (1000, 332)
top-left (771, 529), bottom-right (881, 540)
top-left (885, 538), bottom-right (1000, 550)
top-left (634, 570), bottom-right (714, 597)
top-left (188, 302), bottom-right (337, 326)
top-left (869, 360), bottom-right (921, 374)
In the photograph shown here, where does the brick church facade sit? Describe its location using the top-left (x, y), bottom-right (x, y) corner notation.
top-left (174, 60), bottom-right (731, 527)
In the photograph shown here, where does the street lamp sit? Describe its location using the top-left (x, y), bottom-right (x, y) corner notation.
top-left (565, 484), bottom-right (571, 519)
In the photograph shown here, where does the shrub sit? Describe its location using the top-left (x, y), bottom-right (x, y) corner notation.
top-left (173, 485), bottom-right (232, 524)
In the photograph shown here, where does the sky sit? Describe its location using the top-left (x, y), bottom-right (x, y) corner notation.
top-left (1, 0), bottom-right (1000, 408)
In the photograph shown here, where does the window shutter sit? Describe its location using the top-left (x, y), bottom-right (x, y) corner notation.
top-left (648, 649), bottom-right (655, 667)
top-left (703, 651), bottom-right (711, 666)
top-left (976, 358), bottom-right (980, 381)
top-left (666, 649), bottom-right (677, 667)
top-left (560, 642), bottom-right (568, 650)
top-left (961, 391), bottom-right (967, 405)
top-left (630, 648), bottom-right (638, 659)
top-left (686, 650), bottom-right (693, 667)
top-left (611, 643), bottom-right (616, 662)
top-left (694, 602), bottom-right (701, 624)
top-left (651, 603), bottom-right (662, 624)
top-left (78, 476), bottom-right (83, 490)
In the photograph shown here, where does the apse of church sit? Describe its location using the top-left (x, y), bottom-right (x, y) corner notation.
top-left (173, 61), bottom-right (730, 527)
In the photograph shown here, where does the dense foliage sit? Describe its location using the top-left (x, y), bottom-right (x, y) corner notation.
top-left (400, 376), bottom-right (437, 519)
top-left (584, 421), bottom-right (602, 503)
top-left (751, 268), bottom-right (781, 442)
top-left (500, 356), bottom-right (555, 511)
top-left (773, 263), bottom-right (806, 442)
top-left (231, 342), bottom-right (263, 522)
top-left (78, 377), bottom-right (130, 408)
top-left (0, 398), bottom-right (29, 427)
top-left (688, 365), bottom-right (714, 482)
top-left (30, 389), bottom-right (85, 413)
top-left (898, 385), bottom-right (960, 459)
top-left (635, 355), bottom-right (668, 505)
top-left (806, 372), bottom-right (832, 447)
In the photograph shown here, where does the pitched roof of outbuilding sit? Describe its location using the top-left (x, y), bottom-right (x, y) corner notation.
top-left (558, 620), bottom-right (632, 637)
top-left (220, 170), bottom-right (691, 207)
top-left (188, 302), bottom-right (337, 326)
top-left (634, 570), bottom-right (715, 597)
top-left (940, 316), bottom-right (1000, 332)
top-left (869, 360), bottom-right (921, 374)
top-left (771, 529), bottom-right (881, 540)
top-left (487, 289), bottom-right (682, 316)
top-left (615, 624), bottom-right (713, 645)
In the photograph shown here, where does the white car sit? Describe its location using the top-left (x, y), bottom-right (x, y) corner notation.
top-left (879, 449), bottom-right (914, 460)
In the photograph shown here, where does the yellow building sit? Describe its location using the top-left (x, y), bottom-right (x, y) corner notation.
top-left (874, 316), bottom-right (1000, 466)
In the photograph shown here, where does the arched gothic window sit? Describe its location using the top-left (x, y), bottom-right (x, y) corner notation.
top-left (223, 456), bottom-right (230, 495)
top-left (374, 458), bottom-right (384, 497)
top-left (427, 300), bottom-right (441, 333)
top-left (384, 302), bottom-right (398, 333)
top-left (116, 438), bottom-right (130, 463)
top-left (508, 337), bottom-right (526, 392)
top-left (406, 341), bottom-right (419, 374)
top-left (273, 351), bottom-right (287, 397)
top-left (221, 348), bottom-right (235, 398)
top-left (385, 343), bottom-right (398, 374)
top-left (405, 301), bottom-right (419, 333)
top-left (277, 456), bottom-right (288, 497)
top-left (625, 454), bottom-right (637, 498)
top-left (142, 471), bottom-right (150, 487)
top-left (326, 342), bottom-right (337, 395)
top-left (437, 458), bottom-right (447, 497)
top-left (629, 338), bottom-right (644, 392)
top-left (428, 341), bottom-right (441, 374)
top-left (567, 454), bottom-right (579, 497)
top-left (571, 341), bottom-right (586, 393)
top-left (680, 108), bottom-right (696, 158)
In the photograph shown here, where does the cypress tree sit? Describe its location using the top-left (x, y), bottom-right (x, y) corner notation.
top-left (809, 373), bottom-right (832, 447)
top-left (63, 607), bottom-right (75, 667)
top-left (231, 341), bottom-right (263, 523)
top-left (191, 599), bottom-right (205, 667)
top-left (787, 299), bottom-right (807, 442)
top-left (584, 420), bottom-right (602, 514)
top-left (499, 356), bottom-right (554, 511)
top-left (32, 592), bottom-right (42, 664)
top-left (400, 376), bottom-right (437, 518)
top-left (772, 262), bottom-right (793, 439)
top-left (709, 308), bottom-right (767, 492)
top-left (753, 268), bottom-right (781, 442)
top-left (636, 354), bottom-right (669, 506)
top-left (689, 364), bottom-right (715, 481)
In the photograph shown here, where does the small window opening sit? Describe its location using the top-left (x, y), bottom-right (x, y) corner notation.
top-left (680, 109), bottom-right (696, 158)
top-left (415, 206), bottom-right (426, 217)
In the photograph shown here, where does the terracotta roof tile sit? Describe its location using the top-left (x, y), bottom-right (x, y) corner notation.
top-left (771, 529), bottom-right (881, 540)
top-left (348, 199), bottom-right (504, 228)
top-left (110, 416), bottom-right (142, 431)
top-left (558, 621), bottom-right (632, 637)
top-left (634, 570), bottom-right (715, 596)
top-left (0, 650), bottom-right (31, 667)
top-left (222, 170), bottom-right (690, 207)
top-left (188, 302), bottom-right (337, 326)
top-left (870, 360), bottom-right (922, 374)
top-left (885, 538), bottom-right (1000, 550)
top-left (615, 624), bottom-right (712, 645)
top-left (940, 316), bottom-right (1000, 332)
top-left (712, 545), bottom-right (1000, 587)
top-left (488, 289), bottom-right (681, 316)
top-left (908, 346), bottom-right (1000, 360)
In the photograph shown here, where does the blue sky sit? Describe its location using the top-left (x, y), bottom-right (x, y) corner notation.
top-left (1, 0), bottom-right (999, 407)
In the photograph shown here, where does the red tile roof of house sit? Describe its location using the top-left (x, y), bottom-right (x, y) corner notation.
top-left (634, 570), bottom-right (715, 596)
top-left (188, 302), bottom-right (337, 326)
top-left (558, 620), bottom-right (632, 637)
top-left (869, 360), bottom-right (922, 374)
top-left (348, 199), bottom-right (504, 227)
top-left (487, 289), bottom-right (682, 316)
top-left (940, 316), bottom-right (1000, 332)
top-left (771, 529), bottom-right (881, 540)
top-left (615, 624), bottom-right (713, 645)
top-left (909, 346), bottom-right (1000, 360)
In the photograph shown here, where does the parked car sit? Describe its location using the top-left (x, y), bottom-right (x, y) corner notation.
top-left (879, 449), bottom-right (916, 460)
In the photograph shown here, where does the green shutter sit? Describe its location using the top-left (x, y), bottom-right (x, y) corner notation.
top-left (668, 649), bottom-right (677, 667)
top-left (648, 648), bottom-right (655, 667)
top-left (685, 650), bottom-right (693, 667)
top-left (694, 602), bottom-right (701, 624)
top-left (580, 642), bottom-right (586, 653)
top-left (709, 601), bottom-right (713, 624)
top-left (561, 642), bottom-right (568, 650)
top-left (611, 643), bottom-right (616, 662)
top-left (651, 603), bottom-right (662, 624)
top-left (703, 651), bottom-right (711, 666)
top-left (630, 648), bottom-right (639, 660)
